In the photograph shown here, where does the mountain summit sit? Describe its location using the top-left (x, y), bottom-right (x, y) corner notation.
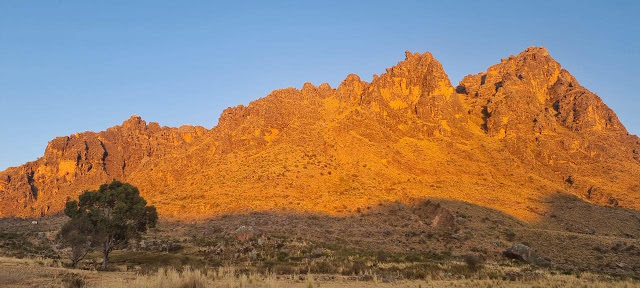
top-left (1, 47), bottom-right (639, 220)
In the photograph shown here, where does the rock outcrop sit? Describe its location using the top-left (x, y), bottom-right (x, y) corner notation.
top-left (1, 47), bottom-right (639, 220)
top-left (504, 243), bottom-right (551, 267)
top-left (0, 116), bottom-right (205, 217)
top-left (459, 47), bottom-right (625, 136)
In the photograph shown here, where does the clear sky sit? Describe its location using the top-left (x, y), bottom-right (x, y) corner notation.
top-left (1, 1), bottom-right (639, 170)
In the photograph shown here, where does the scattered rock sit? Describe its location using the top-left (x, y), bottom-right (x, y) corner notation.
top-left (411, 200), bottom-right (458, 233)
top-left (138, 239), bottom-right (182, 252)
top-left (616, 262), bottom-right (628, 269)
top-left (593, 245), bottom-right (608, 253)
top-left (612, 241), bottom-right (625, 252)
top-left (450, 233), bottom-right (466, 241)
top-left (587, 186), bottom-right (619, 207)
top-left (503, 243), bottom-right (551, 267)
top-left (311, 248), bottom-right (324, 258)
top-left (249, 250), bottom-right (258, 260)
top-left (235, 226), bottom-right (260, 242)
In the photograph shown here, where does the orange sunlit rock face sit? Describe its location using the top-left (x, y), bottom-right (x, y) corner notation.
top-left (1, 47), bottom-right (639, 221)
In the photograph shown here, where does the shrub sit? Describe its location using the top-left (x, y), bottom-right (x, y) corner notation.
top-left (311, 260), bottom-right (336, 274)
top-left (61, 273), bottom-right (85, 288)
top-left (504, 229), bottom-right (516, 241)
top-left (342, 260), bottom-right (367, 275)
top-left (463, 253), bottom-right (485, 269)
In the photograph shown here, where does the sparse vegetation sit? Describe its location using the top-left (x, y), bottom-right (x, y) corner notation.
top-left (1, 256), bottom-right (639, 288)
top-left (130, 266), bottom-right (208, 288)
top-left (1, 198), bottom-right (640, 286)
top-left (505, 229), bottom-right (517, 241)
top-left (463, 253), bottom-right (485, 269)
top-left (61, 272), bottom-right (85, 288)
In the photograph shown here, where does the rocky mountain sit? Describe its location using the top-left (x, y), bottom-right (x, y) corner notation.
top-left (1, 47), bottom-right (639, 220)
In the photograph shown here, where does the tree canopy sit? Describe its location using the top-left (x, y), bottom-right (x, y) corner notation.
top-left (60, 180), bottom-right (157, 269)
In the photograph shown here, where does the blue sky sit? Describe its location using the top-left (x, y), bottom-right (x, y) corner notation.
top-left (1, 0), bottom-right (639, 170)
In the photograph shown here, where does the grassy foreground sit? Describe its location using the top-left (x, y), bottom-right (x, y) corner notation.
top-left (1, 256), bottom-right (639, 288)
top-left (2, 203), bottom-right (640, 287)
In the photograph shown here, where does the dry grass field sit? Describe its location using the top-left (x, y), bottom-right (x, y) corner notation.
top-left (1, 256), bottom-right (639, 288)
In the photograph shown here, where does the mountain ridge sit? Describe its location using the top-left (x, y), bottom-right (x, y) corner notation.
top-left (1, 46), bottom-right (639, 220)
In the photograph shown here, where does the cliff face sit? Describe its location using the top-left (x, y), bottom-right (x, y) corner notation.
top-left (457, 47), bottom-right (640, 209)
top-left (1, 47), bottom-right (639, 220)
top-left (0, 116), bottom-right (206, 217)
top-left (459, 47), bottom-right (625, 136)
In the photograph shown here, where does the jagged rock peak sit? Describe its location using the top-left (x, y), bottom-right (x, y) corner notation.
top-left (459, 46), bottom-right (626, 136)
top-left (521, 46), bottom-right (549, 56)
top-left (376, 50), bottom-right (453, 96)
top-left (353, 50), bottom-right (460, 125)
top-left (2, 47), bottom-right (638, 220)
top-left (121, 114), bottom-right (147, 130)
top-left (336, 74), bottom-right (366, 104)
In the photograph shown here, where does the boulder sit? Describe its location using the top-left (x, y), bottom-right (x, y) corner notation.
top-left (235, 225), bottom-right (260, 242)
top-left (411, 200), bottom-right (458, 233)
top-left (503, 243), bottom-right (550, 267)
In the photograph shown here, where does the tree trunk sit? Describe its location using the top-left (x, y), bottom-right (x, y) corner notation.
top-left (101, 250), bottom-right (109, 270)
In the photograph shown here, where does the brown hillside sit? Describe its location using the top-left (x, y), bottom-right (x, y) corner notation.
top-left (1, 47), bottom-right (639, 221)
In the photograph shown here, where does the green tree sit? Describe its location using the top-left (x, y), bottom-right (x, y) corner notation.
top-left (63, 180), bottom-right (157, 270)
